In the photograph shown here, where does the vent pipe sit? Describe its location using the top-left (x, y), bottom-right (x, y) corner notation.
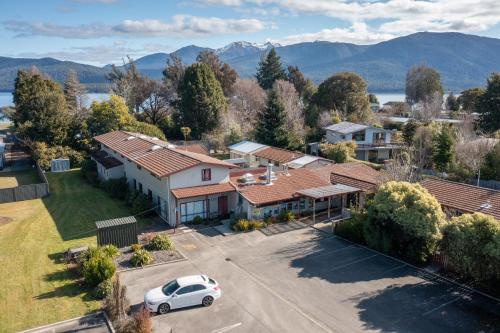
top-left (266, 162), bottom-right (273, 185)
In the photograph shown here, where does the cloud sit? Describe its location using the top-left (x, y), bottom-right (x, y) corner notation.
top-left (198, 0), bottom-right (500, 42)
top-left (277, 22), bottom-right (395, 45)
top-left (4, 15), bottom-right (265, 39)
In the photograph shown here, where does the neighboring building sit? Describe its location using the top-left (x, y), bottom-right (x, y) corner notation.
top-left (378, 116), bottom-right (463, 125)
top-left (254, 146), bottom-right (303, 168)
top-left (286, 155), bottom-right (333, 169)
top-left (323, 121), bottom-right (398, 163)
top-left (228, 141), bottom-right (268, 167)
top-left (370, 102), bottom-right (380, 113)
top-left (421, 178), bottom-right (500, 220)
top-left (231, 163), bottom-right (381, 221)
top-left (93, 131), bottom-right (237, 226)
top-left (330, 163), bottom-right (382, 194)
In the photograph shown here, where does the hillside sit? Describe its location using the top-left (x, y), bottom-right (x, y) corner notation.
top-left (1, 32), bottom-right (499, 92)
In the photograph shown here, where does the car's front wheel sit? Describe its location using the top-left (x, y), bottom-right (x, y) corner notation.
top-left (202, 296), bottom-right (214, 307)
top-left (157, 303), bottom-right (170, 314)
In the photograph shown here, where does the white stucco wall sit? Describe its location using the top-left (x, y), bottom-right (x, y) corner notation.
top-left (169, 164), bottom-right (230, 189)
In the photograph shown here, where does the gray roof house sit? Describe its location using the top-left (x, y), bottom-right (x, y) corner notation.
top-left (324, 121), bottom-right (399, 163)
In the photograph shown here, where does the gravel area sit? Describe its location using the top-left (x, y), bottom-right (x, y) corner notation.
top-left (115, 248), bottom-right (185, 271)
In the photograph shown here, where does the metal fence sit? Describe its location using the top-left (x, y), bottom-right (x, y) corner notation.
top-left (0, 164), bottom-right (49, 204)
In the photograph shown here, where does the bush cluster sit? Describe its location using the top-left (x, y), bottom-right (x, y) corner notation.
top-left (101, 178), bottom-right (129, 200)
top-left (32, 141), bottom-right (85, 170)
top-left (81, 247), bottom-right (116, 287)
top-left (232, 219), bottom-right (265, 231)
top-left (279, 210), bottom-right (295, 222)
top-left (335, 210), bottom-right (366, 245)
top-left (94, 279), bottom-right (114, 299)
top-left (81, 159), bottom-right (99, 186)
top-left (131, 249), bottom-right (153, 267)
top-left (131, 243), bottom-right (142, 252)
top-left (192, 215), bottom-right (203, 225)
top-left (131, 193), bottom-right (153, 215)
top-left (148, 234), bottom-right (174, 251)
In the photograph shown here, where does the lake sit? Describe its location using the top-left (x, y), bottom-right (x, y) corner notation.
top-left (0, 91), bottom-right (406, 123)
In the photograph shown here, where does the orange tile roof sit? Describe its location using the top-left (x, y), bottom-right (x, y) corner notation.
top-left (420, 178), bottom-right (500, 220)
top-left (330, 174), bottom-right (378, 193)
top-left (171, 183), bottom-right (236, 199)
top-left (175, 144), bottom-right (209, 155)
top-left (254, 147), bottom-right (304, 164)
top-left (94, 131), bottom-right (235, 178)
top-left (231, 166), bottom-right (335, 206)
top-left (330, 162), bottom-right (382, 185)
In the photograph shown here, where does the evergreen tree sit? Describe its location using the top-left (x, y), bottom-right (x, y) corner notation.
top-left (13, 68), bottom-right (70, 145)
top-left (458, 87), bottom-right (484, 113)
top-left (255, 89), bottom-right (289, 147)
top-left (176, 63), bottom-right (227, 139)
top-left (405, 65), bottom-right (443, 104)
top-left (197, 50), bottom-right (238, 96)
top-left (446, 92), bottom-right (460, 112)
top-left (432, 126), bottom-right (455, 172)
top-left (287, 65), bottom-right (316, 102)
top-left (256, 48), bottom-right (286, 90)
top-left (477, 73), bottom-right (500, 133)
top-left (64, 70), bottom-right (87, 117)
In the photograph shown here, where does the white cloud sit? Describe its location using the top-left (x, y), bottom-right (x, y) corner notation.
top-left (4, 15), bottom-right (265, 39)
top-left (198, 0), bottom-right (500, 42)
top-left (277, 22), bottom-right (395, 45)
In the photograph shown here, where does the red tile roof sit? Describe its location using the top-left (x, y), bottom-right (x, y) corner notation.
top-left (175, 144), bottom-right (209, 155)
top-left (171, 183), bottom-right (236, 199)
top-left (420, 178), bottom-right (500, 220)
top-left (254, 147), bottom-right (304, 164)
top-left (231, 166), bottom-right (335, 206)
top-left (329, 162), bottom-right (382, 193)
top-left (94, 131), bottom-right (235, 178)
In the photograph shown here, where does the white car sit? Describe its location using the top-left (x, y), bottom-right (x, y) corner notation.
top-left (144, 275), bottom-right (221, 314)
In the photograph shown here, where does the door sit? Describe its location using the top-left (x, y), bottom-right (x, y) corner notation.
top-left (171, 286), bottom-right (194, 309)
top-left (218, 196), bottom-right (228, 218)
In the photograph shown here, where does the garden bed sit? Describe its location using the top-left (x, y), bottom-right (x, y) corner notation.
top-left (114, 248), bottom-right (185, 271)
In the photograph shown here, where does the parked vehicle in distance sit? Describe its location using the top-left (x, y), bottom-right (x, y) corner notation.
top-left (144, 275), bottom-right (221, 314)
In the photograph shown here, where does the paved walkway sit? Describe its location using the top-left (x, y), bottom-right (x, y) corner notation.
top-left (259, 220), bottom-right (308, 236)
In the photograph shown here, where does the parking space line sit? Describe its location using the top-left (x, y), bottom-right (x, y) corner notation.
top-left (328, 254), bottom-right (378, 271)
top-left (302, 244), bottom-right (356, 260)
top-left (227, 259), bottom-right (336, 333)
top-left (211, 322), bottom-right (242, 333)
top-left (422, 292), bottom-right (473, 316)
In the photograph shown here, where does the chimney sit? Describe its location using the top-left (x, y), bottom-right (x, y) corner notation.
top-left (266, 162), bottom-right (273, 185)
top-left (283, 164), bottom-right (290, 176)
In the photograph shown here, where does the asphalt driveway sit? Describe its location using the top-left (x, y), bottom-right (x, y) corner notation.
top-left (121, 226), bottom-right (500, 333)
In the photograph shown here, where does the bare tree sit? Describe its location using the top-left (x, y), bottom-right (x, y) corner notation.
top-left (381, 148), bottom-right (421, 183)
top-left (455, 136), bottom-right (497, 186)
top-left (139, 78), bottom-right (170, 125)
top-left (227, 78), bottom-right (266, 138)
top-left (63, 70), bottom-right (88, 118)
top-left (413, 125), bottom-right (435, 169)
top-left (414, 91), bottom-right (443, 122)
top-left (274, 80), bottom-right (305, 141)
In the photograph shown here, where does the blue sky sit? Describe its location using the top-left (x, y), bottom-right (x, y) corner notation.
top-left (2, 0), bottom-right (500, 66)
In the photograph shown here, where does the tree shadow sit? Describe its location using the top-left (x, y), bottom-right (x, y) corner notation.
top-left (34, 280), bottom-right (94, 302)
top-left (351, 283), bottom-right (500, 333)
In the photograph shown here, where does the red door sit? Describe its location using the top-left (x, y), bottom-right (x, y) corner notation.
top-left (218, 196), bottom-right (228, 218)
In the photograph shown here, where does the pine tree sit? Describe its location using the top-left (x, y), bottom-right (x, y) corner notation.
top-left (64, 70), bottom-right (87, 117)
top-left (256, 48), bottom-right (286, 90)
top-left (432, 126), bottom-right (455, 172)
top-left (477, 73), bottom-right (500, 133)
top-left (255, 89), bottom-right (289, 147)
top-left (176, 63), bottom-right (227, 139)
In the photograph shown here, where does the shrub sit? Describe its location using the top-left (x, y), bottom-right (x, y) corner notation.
top-left (94, 279), bottom-right (114, 299)
top-left (264, 216), bottom-right (276, 225)
top-left (131, 249), bottom-right (153, 267)
top-left (125, 190), bottom-right (139, 206)
top-left (82, 253), bottom-right (116, 287)
top-left (131, 244), bottom-right (142, 252)
top-left (364, 181), bottom-right (445, 264)
top-left (32, 141), bottom-right (85, 170)
top-left (81, 159), bottom-right (99, 186)
top-left (192, 215), bottom-right (203, 225)
top-left (440, 213), bottom-right (500, 290)
top-left (133, 305), bottom-right (153, 333)
top-left (131, 193), bottom-right (152, 215)
top-left (102, 177), bottom-right (129, 200)
top-left (103, 245), bottom-right (120, 258)
top-left (232, 219), bottom-right (250, 231)
top-left (319, 141), bottom-right (357, 163)
top-left (148, 234), bottom-right (174, 251)
top-left (279, 210), bottom-right (295, 222)
top-left (335, 210), bottom-right (366, 244)
top-left (248, 220), bottom-right (265, 230)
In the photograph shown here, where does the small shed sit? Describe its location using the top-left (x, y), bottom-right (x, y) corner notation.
top-left (95, 216), bottom-right (138, 248)
top-left (51, 158), bottom-right (70, 172)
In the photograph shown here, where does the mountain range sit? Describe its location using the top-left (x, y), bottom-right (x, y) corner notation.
top-left (1, 32), bottom-right (499, 92)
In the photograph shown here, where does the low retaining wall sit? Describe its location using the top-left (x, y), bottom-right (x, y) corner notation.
top-left (0, 164), bottom-right (49, 204)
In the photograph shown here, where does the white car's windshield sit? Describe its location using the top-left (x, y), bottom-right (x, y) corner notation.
top-left (162, 280), bottom-right (180, 296)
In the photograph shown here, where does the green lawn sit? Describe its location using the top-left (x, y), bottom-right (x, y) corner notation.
top-left (0, 169), bottom-right (41, 189)
top-left (0, 170), bottom-right (150, 333)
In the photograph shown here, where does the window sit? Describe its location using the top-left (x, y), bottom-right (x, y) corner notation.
top-left (352, 131), bottom-right (366, 142)
top-left (180, 200), bottom-right (206, 223)
top-left (201, 168), bottom-right (211, 181)
top-left (176, 286), bottom-right (193, 295)
top-left (191, 284), bottom-right (206, 292)
top-left (148, 189), bottom-right (152, 200)
top-left (138, 182), bottom-right (143, 192)
top-left (132, 179), bottom-right (136, 189)
top-left (162, 280), bottom-right (180, 296)
top-left (137, 164), bottom-right (141, 170)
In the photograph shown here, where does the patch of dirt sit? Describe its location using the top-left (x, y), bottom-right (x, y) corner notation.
top-left (114, 248), bottom-right (185, 271)
top-left (0, 217), bottom-right (13, 226)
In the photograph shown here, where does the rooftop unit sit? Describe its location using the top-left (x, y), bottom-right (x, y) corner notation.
top-left (238, 173), bottom-right (257, 185)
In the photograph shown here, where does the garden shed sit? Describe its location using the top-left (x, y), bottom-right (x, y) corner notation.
top-left (95, 216), bottom-right (138, 248)
top-left (51, 158), bottom-right (70, 172)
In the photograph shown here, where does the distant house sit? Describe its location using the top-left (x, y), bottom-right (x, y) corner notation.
top-left (228, 141), bottom-right (268, 168)
top-left (0, 142), bottom-right (5, 170)
top-left (286, 155), bottom-right (332, 169)
top-left (421, 178), bottom-right (500, 220)
top-left (323, 121), bottom-right (398, 163)
top-left (370, 102), bottom-right (380, 113)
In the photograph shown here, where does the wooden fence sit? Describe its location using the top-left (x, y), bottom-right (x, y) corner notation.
top-left (0, 164), bottom-right (49, 204)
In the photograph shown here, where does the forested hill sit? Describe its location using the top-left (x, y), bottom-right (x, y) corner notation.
top-left (1, 32), bottom-right (500, 92)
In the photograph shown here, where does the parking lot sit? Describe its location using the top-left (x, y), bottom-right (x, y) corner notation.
top-left (121, 226), bottom-right (500, 333)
